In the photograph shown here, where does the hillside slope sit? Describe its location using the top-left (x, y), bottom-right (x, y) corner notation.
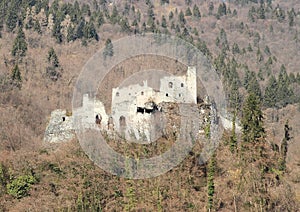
top-left (0, 0), bottom-right (299, 211)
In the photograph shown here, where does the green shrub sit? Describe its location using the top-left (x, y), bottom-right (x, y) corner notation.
top-left (7, 175), bottom-right (36, 198)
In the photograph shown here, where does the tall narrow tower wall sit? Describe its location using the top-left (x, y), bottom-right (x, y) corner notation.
top-left (186, 66), bottom-right (197, 104)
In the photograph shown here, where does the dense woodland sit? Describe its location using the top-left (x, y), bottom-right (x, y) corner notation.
top-left (1, 0), bottom-right (300, 108)
top-left (0, 0), bottom-right (299, 211)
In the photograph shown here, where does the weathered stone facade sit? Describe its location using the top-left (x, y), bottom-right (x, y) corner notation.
top-left (110, 67), bottom-right (197, 142)
top-left (44, 109), bottom-right (75, 143)
top-left (44, 66), bottom-right (237, 143)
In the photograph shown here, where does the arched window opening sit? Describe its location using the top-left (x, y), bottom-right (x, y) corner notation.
top-left (119, 116), bottom-right (126, 128)
top-left (95, 114), bottom-right (102, 124)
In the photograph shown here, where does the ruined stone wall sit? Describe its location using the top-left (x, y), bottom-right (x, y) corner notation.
top-left (108, 66), bottom-right (197, 140)
top-left (44, 67), bottom-right (210, 143)
top-left (44, 109), bottom-right (74, 143)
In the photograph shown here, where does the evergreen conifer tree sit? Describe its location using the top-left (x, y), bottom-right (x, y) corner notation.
top-left (12, 28), bottom-right (28, 58)
top-left (242, 92), bottom-right (265, 144)
top-left (103, 39), bottom-right (113, 58)
top-left (193, 5), bottom-right (201, 18)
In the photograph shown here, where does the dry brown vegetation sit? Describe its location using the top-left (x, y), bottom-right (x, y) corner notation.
top-left (0, 0), bottom-right (300, 211)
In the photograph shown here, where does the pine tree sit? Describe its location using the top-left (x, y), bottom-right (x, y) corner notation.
top-left (207, 153), bottom-right (215, 211)
top-left (196, 38), bottom-right (211, 59)
top-left (12, 28), bottom-right (28, 58)
top-left (263, 75), bottom-right (278, 107)
top-left (137, 10), bottom-right (141, 22)
top-left (277, 65), bottom-right (293, 107)
top-left (240, 92), bottom-right (279, 210)
top-left (72, 1), bottom-right (81, 23)
top-left (169, 11), bottom-right (174, 20)
top-left (110, 6), bottom-right (119, 24)
top-left (233, 9), bottom-right (238, 16)
top-left (11, 64), bottom-right (22, 88)
top-left (185, 7), bottom-right (192, 16)
top-left (229, 77), bottom-right (241, 109)
top-left (218, 28), bottom-right (229, 51)
top-left (92, 0), bottom-right (99, 11)
top-left (227, 6), bottom-right (232, 15)
top-left (67, 25), bottom-right (76, 42)
top-left (244, 70), bottom-right (262, 99)
top-left (33, 20), bottom-right (42, 34)
top-left (258, 3), bottom-right (265, 19)
top-left (11, 64), bottom-right (21, 82)
top-left (279, 120), bottom-right (291, 171)
top-left (288, 8), bottom-right (296, 27)
top-left (50, 0), bottom-right (59, 16)
top-left (253, 32), bottom-right (261, 47)
top-left (123, 2), bottom-right (130, 16)
top-left (289, 72), bottom-right (296, 83)
top-left (193, 5), bottom-right (201, 18)
top-left (229, 112), bottom-right (237, 153)
top-left (242, 92), bottom-right (265, 144)
top-left (81, 3), bottom-right (91, 16)
top-left (76, 20), bottom-right (85, 39)
top-left (84, 22), bottom-right (99, 40)
top-left (232, 43), bottom-right (240, 54)
top-left (161, 15), bottom-right (167, 28)
top-left (247, 43), bottom-right (253, 52)
top-left (52, 21), bottom-right (63, 43)
top-left (6, 3), bottom-right (18, 32)
top-left (25, 17), bottom-right (34, 30)
top-left (147, 17), bottom-right (156, 32)
top-left (103, 38), bottom-right (113, 58)
top-left (97, 12), bottom-right (105, 27)
top-left (264, 45), bottom-right (271, 56)
top-left (46, 48), bottom-right (61, 81)
top-left (257, 68), bottom-right (265, 81)
top-left (275, 5), bottom-right (285, 22)
top-left (142, 22), bottom-right (146, 32)
top-left (178, 11), bottom-right (185, 26)
top-left (120, 18), bottom-right (131, 33)
top-left (220, 58), bottom-right (241, 109)
top-left (217, 3), bottom-right (227, 17)
top-left (208, 2), bottom-right (214, 15)
top-left (47, 47), bottom-right (60, 68)
top-left (182, 27), bottom-right (189, 37)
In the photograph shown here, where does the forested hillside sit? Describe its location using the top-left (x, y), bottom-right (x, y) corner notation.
top-left (0, 0), bottom-right (299, 211)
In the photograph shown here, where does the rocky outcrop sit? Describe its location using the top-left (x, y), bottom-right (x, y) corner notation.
top-left (44, 109), bottom-right (75, 143)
